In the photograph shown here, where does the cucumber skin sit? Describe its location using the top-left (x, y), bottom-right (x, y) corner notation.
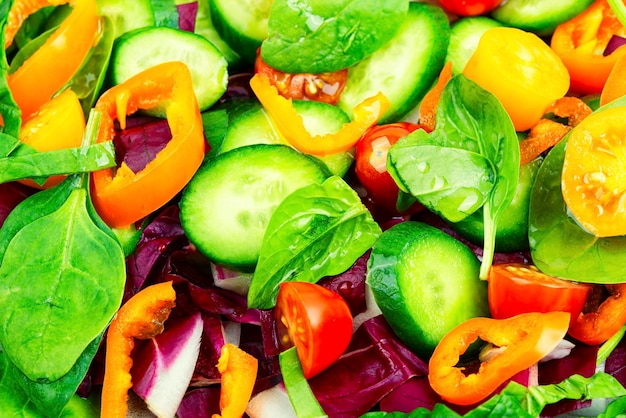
top-left (367, 221), bottom-right (488, 359)
top-left (109, 26), bottom-right (228, 112)
top-left (179, 144), bottom-right (330, 272)
top-left (208, 0), bottom-right (270, 64)
top-left (338, 2), bottom-right (450, 123)
top-left (492, 0), bottom-right (595, 35)
top-left (220, 100), bottom-right (354, 177)
top-left (446, 16), bottom-right (503, 75)
top-left (448, 157), bottom-right (542, 252)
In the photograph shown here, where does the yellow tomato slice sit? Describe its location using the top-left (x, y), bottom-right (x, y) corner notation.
top-left (463, 27), bottom-right (569, 132)
top-left (562, 106), bottom-right (626, 237)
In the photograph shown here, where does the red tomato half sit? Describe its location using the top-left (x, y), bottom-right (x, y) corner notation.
top-left (254, 50), bottom-right (348, 104)
top-left (438, 0), bottom-right (502, 16)
top-left (355, 122), bottom-right (426, 217)
top-left (488, 263), bottom-right (592, 325)
top-left (275, 282), bottom-right (353, 379)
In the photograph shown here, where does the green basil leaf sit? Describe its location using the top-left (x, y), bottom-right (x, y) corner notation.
top-left (0, 335), bottom-right (101, 417)
top-left (0, 175), bottom-right (125, 381)
top-left (437, 75), bottom-right (519, 278)
top-left (388, 130), bottom-right (494, 223)
top-left (389, 75), bottom-right (519, 279)
top-left (248, 176), bottom-right (381, 309)
top-left (0, 140), bottom-right (116, 183)
top-left (261, 0), bottom-right (409, 73)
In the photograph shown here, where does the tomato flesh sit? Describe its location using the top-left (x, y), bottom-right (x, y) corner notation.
top-left (254, 50), bottom-right (348, 104)
top-left (355, 122), bottom-right (426, 217)
top-left (275, 281), bottom-right (353, 379)
top-left (488, 263), bottom-right (591, 324)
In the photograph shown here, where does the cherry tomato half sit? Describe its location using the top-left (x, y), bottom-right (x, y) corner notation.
top-left (437, 0), bottom-right (503, 16)
top-left (254, 50), bottom-right (348, 104)
top-left (488, 263), bottom-right (592, 325)
top-left (355, 122), bottom-right (426, 217)
top-left (274, 281), bottom-right (353, 379)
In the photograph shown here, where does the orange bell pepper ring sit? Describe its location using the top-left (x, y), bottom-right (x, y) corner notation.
top-left (419, 61), bottom-right (453, 132)
top-left (212, 344), bottom-right (259, 418)
top-left (428, 312), bottom-right (570, 406)
top-left (101, 281), bottom-right (177, 418)
top-left (551, 0), bottom-right (626, 95)
top-left (6, 0), bottom-right (99, 119)
top-left (519, 96), bottom-right (592, 165)
top-left (91, 61), bottom-right (206, 228)
top-left (569, 283), bottom-right (626, 345)
top-left (600, 53), bottom-right (626, 105)
top-left (249, 73), bottom-right (389, 157)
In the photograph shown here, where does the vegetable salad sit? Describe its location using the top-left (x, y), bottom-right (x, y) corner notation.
top-left (2, 0), bottom-right (626, 417)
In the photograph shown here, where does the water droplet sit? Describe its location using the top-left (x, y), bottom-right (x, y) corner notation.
top-left (417, 161), bottom-right (429, 174)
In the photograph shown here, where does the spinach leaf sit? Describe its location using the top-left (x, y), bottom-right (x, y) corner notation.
top-left (529, 134), bottom-right (626, 283)
top-left (261, 0), bottom-right (409, 73)
top-left (8, 25), bottom-right (57, 75)
top-left (62, 15), bottom-right (115, 116)
top-left (388, 75), bottom-right (519, 279)
top-left (0, 175), bottom-right (125, 381)
top-left (248, 176), bottom-right (381, 309)
top-left (0, 336), bottom-right (101, 417)
top-left (0, 113), bottom-right (126, 382)
top-left (0, 140), bottom-right (116, 184)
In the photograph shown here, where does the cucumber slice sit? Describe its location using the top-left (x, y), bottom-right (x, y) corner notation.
top-left (180, 144), bottom-right (330, 271)
top-left (367, 221), bottom-right (489, 359)
top-left (96, 0), bottom-right (155, 38)
top-left (446, 16), bottom-right (503, 75)
top-left (109, 26), bottom-right (228, 112)
top-left (337, 2), bottom-right (450, 123)
top-left (220, 100), bottom-right (354, 177)
top-left (194, 0), bottom-right (242, 68)
top-left (209, 0), bottom-right (272, 64)
top-left (492, 0), bottom-right (595, 35)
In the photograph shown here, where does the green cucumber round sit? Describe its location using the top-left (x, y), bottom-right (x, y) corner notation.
top-left (492, 0), bottom-right (595, 35)
top-left (180, 144), bottom-right (330, 272)
top-left (220, 100), bottom-right (354, 177)
top-left (337, 2), bottom-right (450, 123)
top-left (446, 16), bottom-right (503, 75)
top-left (109, 26), bottom-right (228, 112)
top-left (367, 221), bottom-right (489, 359)
top-left (448, 156), bottom-right (542, 252)
top-left (96, 0), bottom-right (155, 38)
top-left (209, 0), bottom-right (271, 64)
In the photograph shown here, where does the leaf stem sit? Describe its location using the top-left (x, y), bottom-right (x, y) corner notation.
top-left (280, 347), bottom-right (328, 418)
top-left (608, 0), bottom-right (626, 29)
top-left (480, 203), bottom-right (496, 280)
